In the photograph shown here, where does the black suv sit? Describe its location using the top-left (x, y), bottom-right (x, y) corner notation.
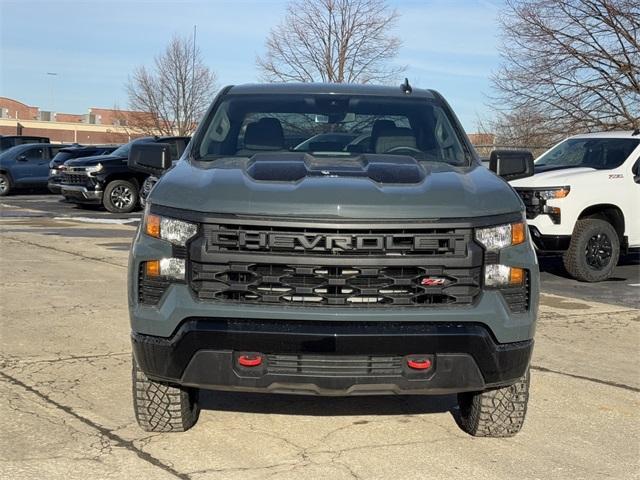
top-left (60, 136), bottom-right (189, 213)
top-left (48, 144), bottom-right (118, 194)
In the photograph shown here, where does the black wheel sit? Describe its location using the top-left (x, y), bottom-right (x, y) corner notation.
top-left (0, 173), bottom-right (11, 196)
top-left (103, 179), bottom-right (139, 213)
top-left (563, 218), bottom-right (619, 282)
top-left (132, 358), bottom-right (200, 432)
top-left (455, 369), bottom-right (530, 437)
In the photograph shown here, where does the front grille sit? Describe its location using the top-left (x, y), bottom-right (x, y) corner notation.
top-left (266, 354), bottom-right (403, 376)
top-left (190, 262), bottom-right (481, 307)
top-left (515, 189), bottom-right (542, 220)
top-left (203, 223), bottom-right (470, 257)
top-left (500, 270), bottom-right (530, 313)
top-left (62, 172), bottom-right (89, 185)
top-left (138, 264), bottom-right (170, 305)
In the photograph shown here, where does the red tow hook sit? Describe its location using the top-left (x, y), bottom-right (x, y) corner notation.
top-left (407, 358), bottom-right (432, 370)
top-left (238, 354), bottom-right (263, 367)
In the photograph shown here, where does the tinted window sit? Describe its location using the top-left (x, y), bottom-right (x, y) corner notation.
top-left (536, 138), bottom-right (639, 170)
top-left (52, 152), bottom-right (74, 163)
top-left (25, 147), bottom-right (45, 160)
top-left (110, 141), bottom-right (137, 157)
top-left (197, 94), bottom-right (469, 166)
top-left (49, 146), bottom-right (64, 158)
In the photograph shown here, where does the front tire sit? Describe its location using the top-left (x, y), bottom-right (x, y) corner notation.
top-left (132, 358), bottom-right (200, 432)
top-left (103, 179), bottom-right (138, 213)
top-left (0, 173), bottom-right (12, 196)
top-left (563, 218), bottom-right (619, 282)
top-left (455, 369), bottom-right (530, 437)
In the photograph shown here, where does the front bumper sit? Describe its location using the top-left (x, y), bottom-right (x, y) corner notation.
top-left (528, 226), bottom-right (571, 252)
top-left (47, 181), bottom-right (62, 194)
top-left (132, 318), bottom-right (533, 395)
top-left (60, 185), bottom-right (103, 203)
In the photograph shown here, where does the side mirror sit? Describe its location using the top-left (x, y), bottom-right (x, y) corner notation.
top-left (128, 143), bottom-right (172, 175)
top-left (489, 149), bottom-right (534, 181)
top-left (16, 154), bottom-right (27, 162)
top-left (632, 159), bottom-right (639, 184)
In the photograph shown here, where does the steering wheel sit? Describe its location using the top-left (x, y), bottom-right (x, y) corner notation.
top-left (385, 146), bottom-right (422, 155)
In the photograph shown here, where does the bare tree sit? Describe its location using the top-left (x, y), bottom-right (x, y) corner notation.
top-left (257, 0), bottom-right (404, 84)
top-left (490, 0), bottom-right (640, 136)
top-left (126, 34), bottom-right (217, 136)
top-left (476, 106), bottom-right (557, 155)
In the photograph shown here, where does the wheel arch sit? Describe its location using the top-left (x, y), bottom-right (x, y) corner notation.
top-left (578, 204), bottom-right (625, 242)
top-left (0, 169), bottom-right (13, 182)
top-left (103, 173), bottom-right (144, 188)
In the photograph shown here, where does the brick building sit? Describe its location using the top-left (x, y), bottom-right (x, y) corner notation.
top-left (0, 97), bottom-right (150, 144)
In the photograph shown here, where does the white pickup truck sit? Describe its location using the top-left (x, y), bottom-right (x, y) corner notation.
top-left (510, 131), bottom-right (640, 282)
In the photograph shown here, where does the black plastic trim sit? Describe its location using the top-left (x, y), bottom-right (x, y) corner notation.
top-left (132, 319), bottom-right (533, 394)
top-left (150, 204), bottom-right (523, 230)
top-left (529, 226), bottom-right (571, 252)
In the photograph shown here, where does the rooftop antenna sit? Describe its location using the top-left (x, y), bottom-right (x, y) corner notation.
top-left (401, 78), bottom-right (412, 94)
top-left (632, 127), bottom-right (639, 136)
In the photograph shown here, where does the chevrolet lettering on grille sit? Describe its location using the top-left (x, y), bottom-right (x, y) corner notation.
top-left (210, 231), bottom-right (443, 252)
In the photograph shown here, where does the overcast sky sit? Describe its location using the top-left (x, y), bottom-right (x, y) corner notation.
top-left (0, 0), bottom-right (503, 131)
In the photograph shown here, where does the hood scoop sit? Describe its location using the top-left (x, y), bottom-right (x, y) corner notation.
top-left (246, 152), bottom-right (426, 184)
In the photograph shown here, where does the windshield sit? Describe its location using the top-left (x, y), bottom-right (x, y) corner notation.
top-left (536, 138), bottom-right (639, 170)
top-left (52, 152), bottom-right (74, 163)
top-left (110, 142), bottom-right (132, 157)
top-left (196, 94), bottom-right (470, 166)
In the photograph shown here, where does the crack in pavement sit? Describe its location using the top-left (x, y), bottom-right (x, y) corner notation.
top-left (530, 365), bottom-right (640, 393)
top-left (0, 235), bottom-right (126, 269)
top-left (1, 351), bottom-right (130, 367)
top-left (0, 370), bottom-right (189, 480)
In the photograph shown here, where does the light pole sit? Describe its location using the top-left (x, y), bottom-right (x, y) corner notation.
top-left (46, 72), bottom-right (58, 113)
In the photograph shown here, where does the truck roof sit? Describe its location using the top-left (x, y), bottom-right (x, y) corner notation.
top-left (227, 82), bottom-right (437, 99)
top-left (569, 130), bottom-right (640, 140)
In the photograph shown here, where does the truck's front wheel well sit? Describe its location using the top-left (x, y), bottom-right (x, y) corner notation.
top-left (578, 204), bottom-right (624, 242)
top-left (103, 174), bottom-right (142, 188)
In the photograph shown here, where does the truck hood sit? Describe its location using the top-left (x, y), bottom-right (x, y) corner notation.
top-left (510, 167), bottom-right (596, 188)
top-left (65, 154), bottom-right (125, 167)
top-left (150, 154), bottom-right (523, 220)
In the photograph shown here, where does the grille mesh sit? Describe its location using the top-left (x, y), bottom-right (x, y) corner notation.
top-left (62, 172), bottom-right (88, 185)
top-left (190, 262), bottom-right (481, 307)
top-left (266, 354), bottom-right (403, 376)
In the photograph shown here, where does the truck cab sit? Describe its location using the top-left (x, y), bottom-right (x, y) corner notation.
top-left (511, 131), bottom-right (640, 282)
top-left (127, 83), bottom-right (539, 437)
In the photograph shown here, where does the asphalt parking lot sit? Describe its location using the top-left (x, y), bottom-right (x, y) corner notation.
top-left (1, 193), bottom-right (639, 480)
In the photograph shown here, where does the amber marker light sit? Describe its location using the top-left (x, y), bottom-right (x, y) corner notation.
top-left (145, 260), bottom-right (160, 277)
top-left (509, 267), bottom-right (525, 285)
top-left (145, 213), bottom-right (161, 238)
top-left (511, 222), bottom-right (526, 246)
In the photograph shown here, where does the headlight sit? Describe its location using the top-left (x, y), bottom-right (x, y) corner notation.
top-left (475, 222), bottom-right (526, 251)
top-left (144, 209), bottom-right (198, 246)
top-left (484, 264), bottom-right (525, 287)
top-left (85, 163), bottom-right (104, 175)
top-left (535, 186), bottom-right (570, 200)
top-left (144, 258), bottom-right (185, 280)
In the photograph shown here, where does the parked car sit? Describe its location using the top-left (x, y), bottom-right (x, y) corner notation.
top-left (0, 135), bottom-right (50, 153)
top-left (60, 136), bottom-right (189, 213)
top-left (510, 131), bottom-right (640, 281)
top-left (0, 143), bottom-right (70, 196)
top-left (48, 144), bottom-right (119, 194)
top-left (127, 82), bottom-right (539, 437)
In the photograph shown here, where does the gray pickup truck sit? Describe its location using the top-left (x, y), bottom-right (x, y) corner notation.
top-left (127, 83), bottom-right (539, 437)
